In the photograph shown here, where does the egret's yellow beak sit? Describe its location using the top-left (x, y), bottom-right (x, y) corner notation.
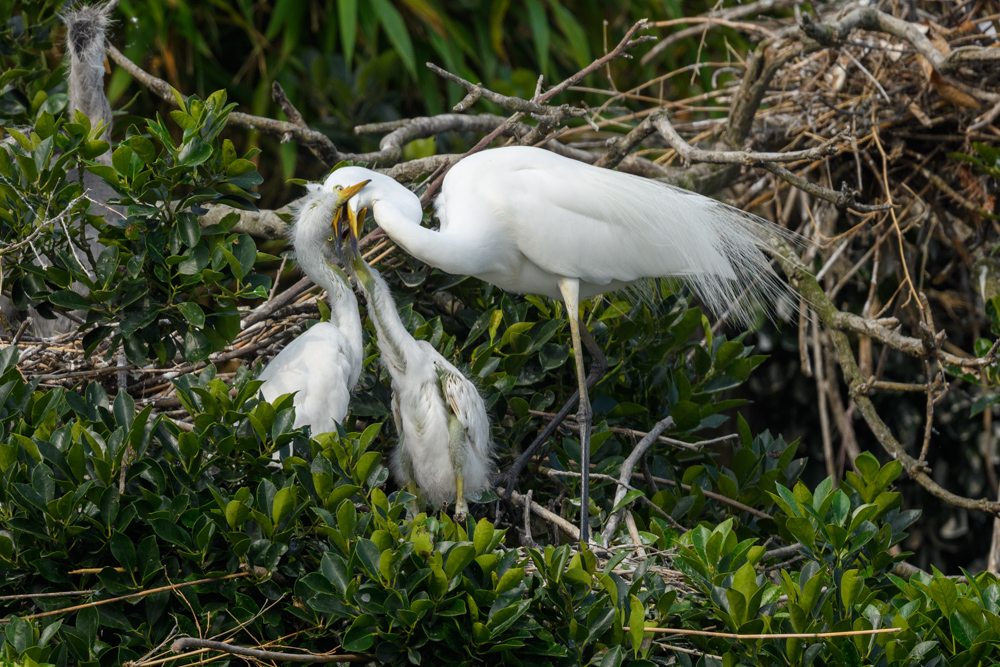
top-left (346, 205), bottom-right (369, 259)
top-left (339, 179), bottom-right (370, 202)
top-left (330, 179), bottom-right (371, 258)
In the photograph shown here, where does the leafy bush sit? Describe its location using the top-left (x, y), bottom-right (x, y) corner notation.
top-left (1, 89), bottom-right (268, 364)
top-left (0, 318), bottom-right (991, 666)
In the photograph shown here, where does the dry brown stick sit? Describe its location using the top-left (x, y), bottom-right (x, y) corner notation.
top-left (635, 472), bottom-right (773, 520)
top-left (271, 81), bottom-right (339, 167)
top-left (536, 19), bottom-right (657, 106)
top-left (543, 468), bottom-right (685, 531)
top-left (498, 485), bottom-right (593, 548)
top-left (627, 626), bottom-right (901, 639)
top-left (651, 115), bottom-right (890, 213)
top-left (170, 638), bottom-right (371, 664)
top-left (526, 409), bottom-right (716, 451)
top-left (602, 417), bottom-right (676, 543)
top-left (653, 114), bottom-right (842, 164)
top-left (4, 573), bottom-right (248, 623)
top-left (592, 112), bottom-right (662, 169)
top-left (802, 8), bottom-right (1000, 84)
top-left (9, 318), bottom-right (31, 346)
top-left (641, 0), bottom-right (800, 64)
top-left (0, 589), bottom-right (96, 602)
top-left (427, 64), bottom-right (592, 126)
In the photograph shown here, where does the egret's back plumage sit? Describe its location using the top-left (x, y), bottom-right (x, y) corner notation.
top-left (435, 147), bottom-right (796, 325)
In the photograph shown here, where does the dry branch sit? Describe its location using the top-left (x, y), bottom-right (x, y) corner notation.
top-left (169, 638), bottom-right (371, 663)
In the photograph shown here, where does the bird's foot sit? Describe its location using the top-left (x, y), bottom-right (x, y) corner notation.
top-left (453, 498), bottom-right (469, 524)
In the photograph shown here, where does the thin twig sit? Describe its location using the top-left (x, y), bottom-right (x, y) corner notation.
top-left (169, 638), bottom-right (371, 663)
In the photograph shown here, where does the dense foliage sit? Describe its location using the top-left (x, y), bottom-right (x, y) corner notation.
top-left (0, 341), bottom-right (995, 666)
top-left (2, 0), bottom-right (1000, 665)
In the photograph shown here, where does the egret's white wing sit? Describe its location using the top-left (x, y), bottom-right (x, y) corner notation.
top-left (258, 322), bottom-right (356, 433)
top-left (431, 350), bottom-right (492, 463)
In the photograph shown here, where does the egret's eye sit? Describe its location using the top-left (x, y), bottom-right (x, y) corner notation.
top-left (334, 185), bottom-right (343, 192)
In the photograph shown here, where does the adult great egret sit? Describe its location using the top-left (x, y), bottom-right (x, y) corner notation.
top-left (338, 204), bottom-right (494, 521)
top-left (325, 146), bottom-right (795, 542)
top-left (257, 183), bottom-right (367, 458)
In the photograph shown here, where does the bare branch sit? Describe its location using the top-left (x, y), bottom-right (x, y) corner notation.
top-left (170, 638), bottom-right (371, 663)
top-left (602, 417), bottom-right (675, 544)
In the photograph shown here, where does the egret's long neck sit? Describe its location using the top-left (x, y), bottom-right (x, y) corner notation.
top-left (293, 200), bottom-right (363, 376)
top-left (372, 199), bottom-right (495, 278)
top-left (347, 253), bottom-right (415, 375)
top-left (371, 199), bottom-right (441, 269)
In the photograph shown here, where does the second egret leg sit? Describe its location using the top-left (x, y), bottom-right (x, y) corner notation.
top-left (558, 277), bottom-right (592, 545)
top-left (448, 413), bottom-right (469, 522)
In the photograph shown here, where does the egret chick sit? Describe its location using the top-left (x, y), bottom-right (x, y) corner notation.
top-left (338, 203), bottom-right (494, 521)
top-left (258, 183), bottom-right (367, 458)
top-left (323, 147), bottom-right (797, 541)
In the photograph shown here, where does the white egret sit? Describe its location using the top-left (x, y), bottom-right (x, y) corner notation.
top-left (324, 146), bottom-right (795, 542)
top-left (257, 183), bottom-right (367, 459)
top-left (337, 203), bottom-right (494, 521)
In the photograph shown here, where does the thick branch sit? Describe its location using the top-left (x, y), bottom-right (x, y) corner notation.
top-left (802, 8), bottom-right (1000, 80)
top-left (200, 202), bottom-right (293, 239)
top-left (427, 64), bottom-right (592, 127)
top-left (105, 45), bottom-right (382, 165)
top-left (652, 113), bottom-right (889, 212)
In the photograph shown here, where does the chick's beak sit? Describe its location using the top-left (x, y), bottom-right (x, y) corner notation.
top-left (331, 205), bottom-right (346, 260)
top-left (346, 204), bottom-right (369, 259)
top-left (329, 180), bottom-right (370, 260)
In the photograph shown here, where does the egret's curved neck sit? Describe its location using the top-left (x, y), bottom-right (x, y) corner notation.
top-left (371, 198), bottom-right (498, 278)
top-left (371, 199), bottom-right (447, 270)
top-left (293, 201), bottom-right (363, 369)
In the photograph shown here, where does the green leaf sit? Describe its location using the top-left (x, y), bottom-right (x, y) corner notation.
top-left (48, 289), bottom-right (91, 311)
top-left (841, 569), bottom-right (862, 609)
top-left (338, 0), bottom-right (358, 67)
top-left (371, 0), bottom-right (417, 78)
top-left (628, 594), bottom-right (644, 655)
top-left (473, 518), bottom-right (494, 555)
top-left (178, 302), bottom-right (206, 327)
top-left (271, 486), bottom-right (296, 525)
top-left (150, 519), bottom-right (192, 549)
top-left (233, 234), bottom-right (257, 279)
top-left (611, 489), bottom-right (645, 514)
top-left (495, 567), bottom-right (525, 594)
top-left (343, 615), bottom-right (375, 651)
top-left (321, 552), bottom-right (350, 595)
top-left (446, 544), bottom-right (476, 579)
top-left (523, 0), bottom-right (549, 76)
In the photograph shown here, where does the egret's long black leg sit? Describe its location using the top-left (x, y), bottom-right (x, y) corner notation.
top-left (555, 278), bottom-right (595, 544)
